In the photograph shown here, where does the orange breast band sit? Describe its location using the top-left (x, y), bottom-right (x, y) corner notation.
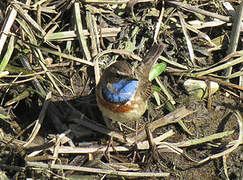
top-left (98, 95), bottom-right (135, 113)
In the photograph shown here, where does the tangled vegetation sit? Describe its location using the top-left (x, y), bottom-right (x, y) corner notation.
top-left (0, 0), bottom-right (242, 179)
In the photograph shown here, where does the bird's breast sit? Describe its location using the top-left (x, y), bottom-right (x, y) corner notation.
top-left (96, 88), bottom-right (147, 122)
top-left (96, 79), bottom-right (147, 122)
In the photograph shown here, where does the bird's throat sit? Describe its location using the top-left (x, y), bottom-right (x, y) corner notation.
top-left (102, 79), bottom-right (138, 105)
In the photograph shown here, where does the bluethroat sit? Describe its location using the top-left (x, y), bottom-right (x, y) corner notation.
top-left (96, 44), bottom-right (165, 124)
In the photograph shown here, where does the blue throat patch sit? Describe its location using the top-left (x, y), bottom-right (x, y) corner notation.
top-left (102, 79), bottom-right (138, 104)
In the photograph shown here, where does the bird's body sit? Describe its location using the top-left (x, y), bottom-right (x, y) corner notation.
top-left (96, 44), bottom-right (165, 124)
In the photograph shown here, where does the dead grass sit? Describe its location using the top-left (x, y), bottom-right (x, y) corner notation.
top-left (0, 0), bottom-right (242, 179)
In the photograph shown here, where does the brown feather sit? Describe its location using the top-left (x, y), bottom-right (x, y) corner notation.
top-left (140, 43), bottom-right (165, 78)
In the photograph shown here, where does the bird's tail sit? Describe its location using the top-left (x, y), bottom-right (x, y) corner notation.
top-left (141, 43), bottom-right (165, 76)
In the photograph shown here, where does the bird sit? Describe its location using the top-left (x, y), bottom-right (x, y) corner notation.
top-left (96, 43), bottom-right (165, 125)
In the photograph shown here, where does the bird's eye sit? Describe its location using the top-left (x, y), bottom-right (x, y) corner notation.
top-left (112, 73), bottom-right (120, 79)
